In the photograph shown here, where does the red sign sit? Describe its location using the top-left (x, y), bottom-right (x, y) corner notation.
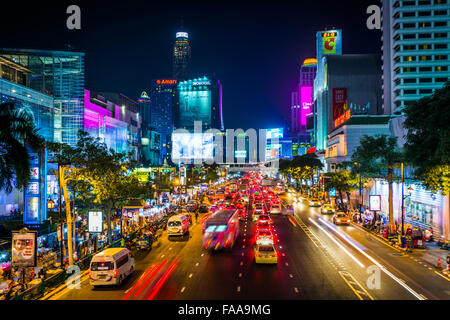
top-left (307, 146), bottom-right (316, 154)
top-left (334, 109), bottom-right (351, 128)
top-left (156, 79), bottom-right (177, 85)
top-left (333, 88), bottom-right (347, 121)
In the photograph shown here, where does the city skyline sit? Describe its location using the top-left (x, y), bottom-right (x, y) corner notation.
top-left (0, 0), bottom-right (381, 130)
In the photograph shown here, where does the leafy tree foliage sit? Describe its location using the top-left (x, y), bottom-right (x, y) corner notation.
top-left (0, 102), bottom-right (43, 193)
top-left (403, 81), bottom-right (450, 195)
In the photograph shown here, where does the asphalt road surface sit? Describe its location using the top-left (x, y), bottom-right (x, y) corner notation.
top-left (48, 194), bottom-right (449, 300)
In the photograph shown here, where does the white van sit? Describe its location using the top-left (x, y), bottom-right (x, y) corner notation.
top-left (167, 214), bottom-right (189, 236)
top-left (89, 248), bottom-right (134, 287)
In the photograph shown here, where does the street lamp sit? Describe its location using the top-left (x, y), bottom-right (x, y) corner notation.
top-left (47, 197), bottom-right (55, 210)
top-left (400, 162), bottom-right (413, 236)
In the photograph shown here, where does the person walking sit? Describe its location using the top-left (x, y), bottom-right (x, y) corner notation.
top-left (406, 232), bottom-right (413, 253)
top-left (195, 211), bottom-right (199, 224)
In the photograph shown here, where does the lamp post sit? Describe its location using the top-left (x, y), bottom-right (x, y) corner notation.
top-left (401, 162), bottom-right (413, 236)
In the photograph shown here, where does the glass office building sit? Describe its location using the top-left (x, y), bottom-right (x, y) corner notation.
top-left (381, 0), bottom-right (450, 115)
top-left (173, 32), bottom-right (191, 81)
top-left (0, 48), bottom-right (85, 146)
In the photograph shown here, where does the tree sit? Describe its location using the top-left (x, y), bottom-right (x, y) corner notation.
top-left (325, 170), bottom-right (359, 207)
top-left (351, 134), bottom-right (403, 226)
top-left (403, 81), bottom-right (450, 195)
top-left (292, 153), bottom-right (324, 193)
top-left (0, 102), bottom-right (43, 193)
top-left (48, 131), bottom-right (149, 265)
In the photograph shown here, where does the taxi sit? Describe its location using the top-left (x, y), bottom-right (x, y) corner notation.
top-left (255, 220), bottom-right (272, 233)
top-left (254, 243), bottom-right (278, 264)
top-left (320, 203), bottom-right (335, 214)
top-left (333, 212), bottom-right (351, 225)
top-left (309, 199), bottom-right (321, 207)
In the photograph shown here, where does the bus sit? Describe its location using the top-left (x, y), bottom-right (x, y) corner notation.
top-left (202, 209), bottom-right (239, 250)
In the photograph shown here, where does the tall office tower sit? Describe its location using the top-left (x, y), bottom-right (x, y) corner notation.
top-left (173, 31), bottom-right (191, 81)
top-left (291, 90), bottom-right (301, 135)
top-left (381, 0), bottom-right (450, 116)
top-left (175, 76), bottom-right (223, 131)
top-left (149, 79), bottom-right (177, 135)
top-left (0, 48), bottom-right (85, 146)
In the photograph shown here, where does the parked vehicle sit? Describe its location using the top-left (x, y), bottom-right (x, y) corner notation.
top-left (89, 248), bottom-right (134, 287)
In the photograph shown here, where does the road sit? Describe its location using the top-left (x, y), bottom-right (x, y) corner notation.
top-left (47, 193), bottom-right (449, 300)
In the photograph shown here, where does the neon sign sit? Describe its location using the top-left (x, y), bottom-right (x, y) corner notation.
top-left (334, 109), bottom-right (351, 128)
top-left (156, 79), bottom-right (177, 85)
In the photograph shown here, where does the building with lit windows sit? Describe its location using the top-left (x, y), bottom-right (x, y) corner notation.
top-left (173, 32), bottom-right (191, 81)
top-left (175, 76), bottom-right (223, 131)
top-left (92, 91), bottom-right (141, 162)
top-left (0, 48), bottom-right (85, 147)
top-left (0, 56), bottom-right (54, 218)
top-left (291, 58), bottom-right (317, 137)
top-left (381, 0), bottom-right (450, 115)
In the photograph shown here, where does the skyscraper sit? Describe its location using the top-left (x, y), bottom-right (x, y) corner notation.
top-left (381, 0), bottom-right (450, 115)
top-left (173, 31), bottom-right (191, 81)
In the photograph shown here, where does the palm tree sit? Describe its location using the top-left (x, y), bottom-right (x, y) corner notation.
top-left (0, 102), bottom-right (43, 193)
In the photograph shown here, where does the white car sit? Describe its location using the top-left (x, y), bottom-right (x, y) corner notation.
top-left (270, 204), bottom-right (282, 214)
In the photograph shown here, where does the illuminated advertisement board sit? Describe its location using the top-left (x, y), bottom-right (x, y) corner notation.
top-left (88, 211), bottom-right (103, 233)
top-left (266, 128), bottom-right (283, 139)
top-left (300, 86), bottom-right (313, 127)
top-left (322, 32), bottom-right (338, 54)
top-left (266, 144), bottom-right (281, 160)
top-left (172, 133), bottom-right (214, 160)
top-left (235, 150), bottom-right (247, 158)
top-left (156, 79), bottom-right (177, 85)
top-left (369, 195), bottom-right (381, 211)
top-left (333, 88), bottom-right (350, 128)
top-left (12, 230), bottom-right (37, 267)
top-left (179, 87), bottom-right (212, 128)
top-left (176, 32), bottom-right (188, 38)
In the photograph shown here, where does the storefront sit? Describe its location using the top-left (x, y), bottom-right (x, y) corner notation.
top-left (367, 179), bottom-right (449, 240)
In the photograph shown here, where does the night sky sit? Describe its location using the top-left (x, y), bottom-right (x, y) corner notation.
top-left (1, 0), bottom-right (381, 131)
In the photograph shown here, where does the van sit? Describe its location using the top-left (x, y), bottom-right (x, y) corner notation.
top-left (167, 214), bottom-right (189, 236)
top-left (89, 248), bottom-right (134, 287)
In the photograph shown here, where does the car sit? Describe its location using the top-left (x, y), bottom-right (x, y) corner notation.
top-left (257, 214), bottom-right (272, 224)
top-left (333, 212), bottom-right (351, 225)
top-left (320, 204), bottom-right (335, 214)
top-left (309, 199), bottom-right (321, 207)
top-left (270, 204), bottom-right (282, 214)
top-left (255, 220), bottom-right (272, 233)
top-left (255, 230), bottom-right (274, 245)
top-left (254, 244), bottom-right (277, 264)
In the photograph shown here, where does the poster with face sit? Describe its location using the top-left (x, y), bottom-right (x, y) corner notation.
top-left (12, 231), bottom-right (37, 267)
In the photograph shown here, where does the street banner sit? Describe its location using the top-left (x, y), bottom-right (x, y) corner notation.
top-left (88, 211), bottom-right (103, 233)
top-left (11, 229), bottom-right (37, 267)
top-left (369, 195), bottom-right (381, 211)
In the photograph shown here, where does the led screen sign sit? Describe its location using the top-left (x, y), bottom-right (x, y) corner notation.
top-left (156, 79), bottom-right (177, 85)
top-left (172, 133), bottom-right (214, 160)
top-left (266, 128), bottom-right (284, 139)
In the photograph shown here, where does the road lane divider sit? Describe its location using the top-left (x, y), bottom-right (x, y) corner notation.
top-left (41, 270), bottom-right (89, 300)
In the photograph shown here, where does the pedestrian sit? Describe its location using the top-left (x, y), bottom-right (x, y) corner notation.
top-left (406, 232), bottom-right (413, 253)
top-left (195, 211), bottom-right (199, 223)
top-left (429, 227), bottom-right (434, 242)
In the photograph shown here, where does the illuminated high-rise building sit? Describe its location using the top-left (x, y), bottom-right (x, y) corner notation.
top-left (173, 31), bottom-right (191, 81)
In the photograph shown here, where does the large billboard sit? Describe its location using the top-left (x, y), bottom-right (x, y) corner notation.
top-left (333, 88), bottom-right (350, 128)
top-left (172, 133), bottom-right (214, 160)
top-left (300, 86), bottom-right (313, 127)
top-left (179, 86), bottom-right (211, 128)
top-left (266, 128), bottom-right (283, 139)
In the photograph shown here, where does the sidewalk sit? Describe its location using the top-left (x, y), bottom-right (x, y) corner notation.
top-left (352, 220), bottom-right (450, 278)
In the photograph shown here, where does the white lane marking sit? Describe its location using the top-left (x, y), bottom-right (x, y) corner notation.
top-left (285, 262), bottom-right (289, 266)
top-left (294, 287), bottom-right (299, 293)
top-left (237, 286), bottom-right (241, 292)
top-left (201, 253), bottom-right (204, 257)
top-left (189, 273), bottom-right (193, 278)
top-left (195, 262), bottom-right (199, 267)
top-left (279, 245), bottom-right (283, 249)
top-left (239, 273), bottom-right (242, 278)
top-left (289, 274), bottom-right (293, 278)
top-left (309, 218), bottom-right (365, 268)
top-left (241, 252), bottom-right (244, 256)
top-left (161, 254), bottom-right (165, 258)
top-left (168, 247), bottom-right (172, 250)
top-left (242, 245), bottom-right (245, 248)
top-left (315, 217), bottom-right (426, 300)
top-left (240, 261), bottom-right (244, 266)
top-left (180, 286), bottom-right (186, 293)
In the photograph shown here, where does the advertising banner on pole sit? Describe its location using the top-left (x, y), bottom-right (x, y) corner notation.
top-left (88, 211), bottom-right (103, 233)
top-left (11, 229), bottom-right (37, 267)
top-left (369, 195), bottom-right (381, 211)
